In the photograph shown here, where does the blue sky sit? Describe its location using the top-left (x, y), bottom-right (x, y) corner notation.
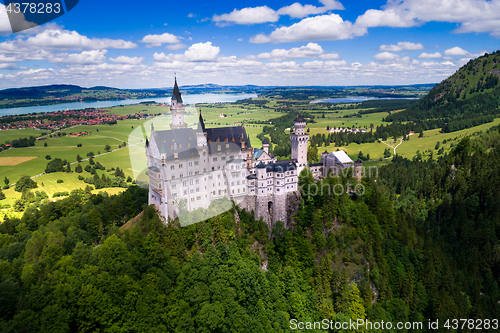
top-left (0, 0), bottom-right (499, 88)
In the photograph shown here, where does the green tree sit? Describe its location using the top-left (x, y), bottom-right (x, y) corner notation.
top-left (105, 145), bottom-right (111, 152)
top-left (4, 177), bottom-right (9, 186)
top-left (76, 164), bottom-right (83, 173)
top-left (307, 145), bottom-right (319, 163)
top-left (15, 175), bottom-right (38, 192)
top-left (77, 154), bottom-right (82, 163)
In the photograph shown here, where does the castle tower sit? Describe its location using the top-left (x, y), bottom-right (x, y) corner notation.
top-left (354, 159), bottom-right (363, 181)
top-left (255, 162), bottom-right (270, 224)
top-left (262, 138), bottom-right (269, 154)
top-left (170, 77), bottom-right (187, 130)
top-left (290, 115), bottom-right (309, 173)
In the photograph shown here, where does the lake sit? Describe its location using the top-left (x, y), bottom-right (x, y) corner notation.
top-left (0, 93), bottom-right (258, 117)
top-left (310, 96), bottom-right (418, 104)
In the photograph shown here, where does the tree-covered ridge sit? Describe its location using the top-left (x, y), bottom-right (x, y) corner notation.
top-left (385, 50), bottom-right (500, 133)
top-left (1, 127), bottom-right (500, 331)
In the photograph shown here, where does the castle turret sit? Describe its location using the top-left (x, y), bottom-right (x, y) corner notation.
top-left (290, 115), bottom-right (309, 173)
top-left (262, 138), bottom-right (269, 154)
top-left (196, 111), bottom-right (207, 149)
top-left (170, 77), bottom-right (187, 130)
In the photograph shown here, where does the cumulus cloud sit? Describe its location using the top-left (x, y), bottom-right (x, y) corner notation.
top-left (444, 46), bottom-right (469, 56)
top-left (213, 0), bottom-right (344, 25)
top-left (0, 54), bottom-right (18, 62)
top-left (109, 56), bottom-right (145, 65)
top-left (154, 42), bottom-right (220, 63)
top-left (373, 52), bottom-right (399, 61)
top-left (184, 42), bottom-right (220, 61)
top-left (0, 29), bottom-right (137, 53)
top-left (257, 43), bottom-right (339, 61)
top-left (0, 63), bottom-right (17, 69)
top-left (140, 33), bottom-right (181, 47)
top-left (418, 52), bottom-right (442, 59)
top-left (213, 6), bottom-right (279, 25)
top-left (355, 0), bottom-right (500, 37)
top-left (277, 0), bottom-right (344, 18)
top-left (250, 13), bottom-right (366, 43)
top-left (47, 50), bottom-right (108, 64)
top-left (380, 42), bottom-right (424, 51)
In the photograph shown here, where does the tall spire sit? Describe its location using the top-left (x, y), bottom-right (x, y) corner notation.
top-left (172, 76), bottom-right (183, 103)
top-left (197, 110), bottom-right (206, 133)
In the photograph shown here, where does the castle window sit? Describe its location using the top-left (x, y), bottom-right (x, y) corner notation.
top-left (179, 144), bottom-right (182, 149)
top-left (170, 165), bottom-right (175, 170)
top-left (171, 175), bottom-right (175, 180)
top-left (188, 143), bottom-right (190, 147)
top-left (189, 162), bottom-right (192, 167)
top-left (180, 173), bottom-right (183, 178)
top-left (172, 193), bottom-right (177, 198)
top-left (213, 157), bottom-right (217, 161)
top-left (218, 145), bottom-right (221, 151)
top-left (197, 196), bottom-right (201, 200)
top-left (183, 181), bottom-right (187, 186)
top-left (172, 183), bottom-right (176, 189)
top-left (179, 164), bottom-right (183, 168)
top-left (184, 190), bottom-right (187, 195)
top-left (190, 180), bottom-right (194, 185)
top-left (195, 161), bottom-right (199, 166)
top-left (170, 145), bottom-right (173, 149)
top-left (196, 179), bottom-right (199, 184)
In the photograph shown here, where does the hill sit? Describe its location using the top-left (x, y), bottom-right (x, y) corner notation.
top-left (385, 50), bottom-right (500, 132)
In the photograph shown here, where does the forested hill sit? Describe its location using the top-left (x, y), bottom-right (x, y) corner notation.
top-left (385, 50), bottom-right (500, 132)
top-left (1, 126), bottom-right (500, 331)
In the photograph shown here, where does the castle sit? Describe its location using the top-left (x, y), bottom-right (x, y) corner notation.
top-left (146, 78), bottom-right (361, 227)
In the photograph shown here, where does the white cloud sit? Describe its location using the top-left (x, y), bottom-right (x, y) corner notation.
top-left (356, 0), bottom-right (500, 37)
top-left (165, 43), bottom-right (186, 51)
top-left (373, 52), bottom-right (399, 61)
top-left (277, 0), bottom-right (344, 18)
top-left (418, 52), bottom-right (442, 59)
top-left (109, 56), bottom-right (145, 65)
top-left (257, 43), bottom-right (339, 61)
top-left (380, 42), bottom-right (424, 51)
top-left (187, 13), bottom-right (196, 18)
top-left (154, 42), bottom-right (220, 63)
top-left (444, 46), bottom-right (469, 56)
top-left (47, 50), bottom-right (107, 64)
top-left (184, 42), bottom-right (220, 61)
top-left (26, 29), bottom-right (136, 50)
top-left (140, 33), bottom-right (181, 47)
top-left (0, 63), bottom-right (17, 69)
top-left (0, 54), bottom-right (18, 62)
top-left (250, 13), bottom-right (366, 43)
top-left (213, 6), bottom-right (279, 25)
top-left (214, 0), bottom-right (344, 25)
top-left (355, 8), bottom-right (419, 28)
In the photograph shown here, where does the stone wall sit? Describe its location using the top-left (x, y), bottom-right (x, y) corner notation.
top-left (240, 191), bottom-right (302, 230)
